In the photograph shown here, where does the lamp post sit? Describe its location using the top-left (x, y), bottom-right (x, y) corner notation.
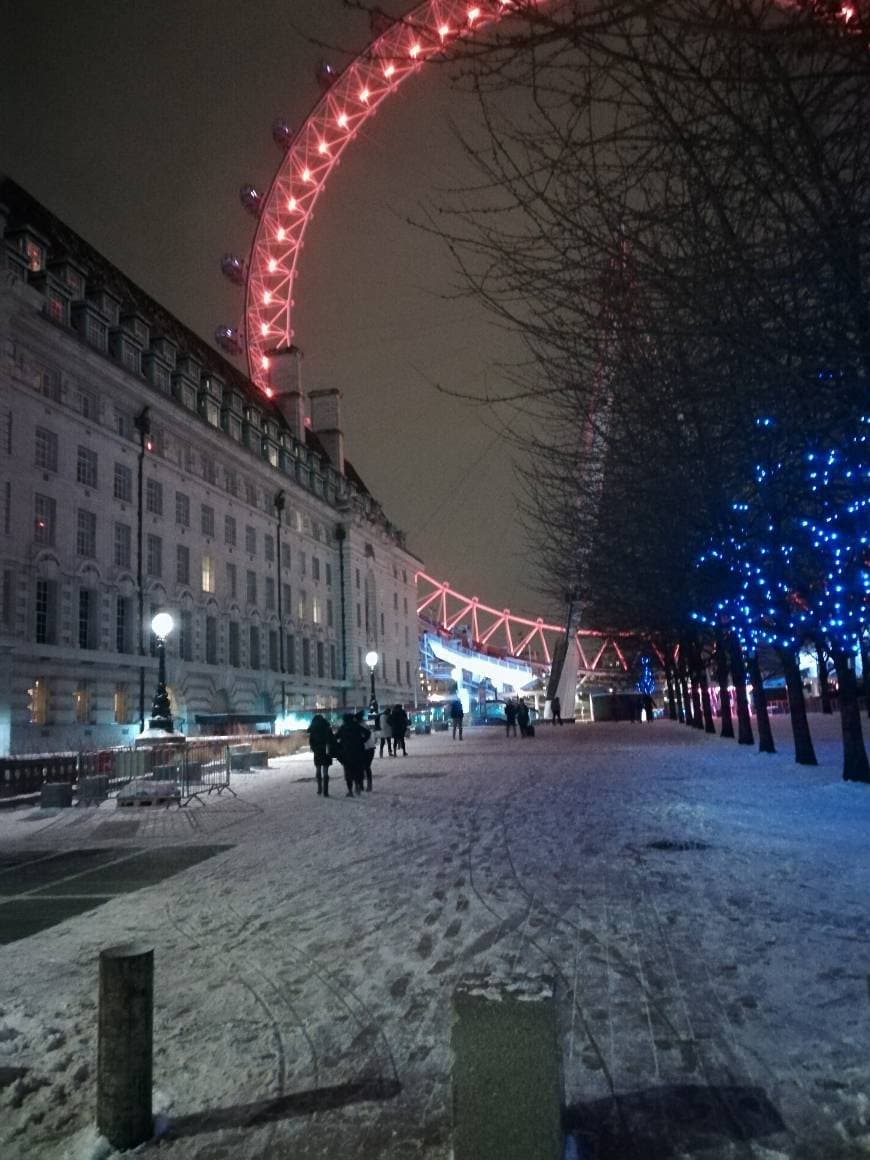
top-left (365, 650), bottom-right (379, 711)
top-left (148, 612), bottom-right (175, 733)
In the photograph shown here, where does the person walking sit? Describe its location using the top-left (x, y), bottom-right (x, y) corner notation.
top-left (390, 703), bottom-right (409, 756)
top-left (449, 696), bottom-right (464, 740)
top-left (505, 698), bottom-right (518, 738)
top-left (517, 698), bottom-right (530, 738)
top-left (378, 704), bottom-right (394, 758)
top-left (360, 709), bottom-right (377, 791)
top-left (551, 695), bottom-right (562, 725)
top-left (335, 712), bottom-right (369, 796)
top-left (306, 712), bottom-right (334, 797)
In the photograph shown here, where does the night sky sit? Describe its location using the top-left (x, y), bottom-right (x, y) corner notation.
top-left (1, 0), bottom-right (545, 616)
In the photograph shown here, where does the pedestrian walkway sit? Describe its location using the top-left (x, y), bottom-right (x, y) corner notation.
top-left (0, 717), bottom-right (867, 1159)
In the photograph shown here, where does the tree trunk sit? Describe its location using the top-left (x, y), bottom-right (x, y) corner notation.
top-left (715, 629), bottom-right (735, 739)
top-left (697, 649), bottom-right (716, 734)
top-left (778, 647), bottom-right (817, 766)
top-left (664, 660), bottom-right (678, 721)
top-left (748, 652), bottom-right (776, 754)
top-left (684, 640), bottom-right (704, 729)
top-left (831, 645), bottom-right (870, 783)
top-left (728, 637), bottom-right (754, 746)
top-left (815, 635), bottom-right (833, 715)
top-left (677, 647), bottom-right (693, 727)
top-left (861, 637), bottom-right (870, 720)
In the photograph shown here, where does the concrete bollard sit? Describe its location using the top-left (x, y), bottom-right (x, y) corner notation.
top-left (97, 944), bottom-right (154, 1150)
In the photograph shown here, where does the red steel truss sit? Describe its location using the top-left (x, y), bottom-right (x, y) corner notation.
top-left (415, 571), bottom-right (637, 675)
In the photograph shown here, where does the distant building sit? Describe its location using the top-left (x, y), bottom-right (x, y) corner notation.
top-left (0, 178), bottom-right (420, 754)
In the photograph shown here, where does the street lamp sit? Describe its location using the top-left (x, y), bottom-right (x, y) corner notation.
top-left (148, 612), bottom-right (175, 733)
top-left (365, 650), bottom-right (379, 710)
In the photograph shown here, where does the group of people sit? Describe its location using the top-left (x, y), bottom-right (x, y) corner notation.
top-left (306, 703), bottom-right (410, 798)
top-left (504, 696), bottom-right (536, 738)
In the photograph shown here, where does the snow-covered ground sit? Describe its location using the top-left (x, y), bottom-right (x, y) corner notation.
top-left (0, 715), bottom-right (868, 1159)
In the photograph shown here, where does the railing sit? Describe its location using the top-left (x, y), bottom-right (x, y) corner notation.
top-left (0, 741), bottom-right (232, 804)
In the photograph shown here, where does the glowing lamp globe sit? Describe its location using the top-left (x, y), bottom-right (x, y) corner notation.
top-left (365, 650), bottom-right (379, 670)
top-left (151, 612), bottom-right (174, 640)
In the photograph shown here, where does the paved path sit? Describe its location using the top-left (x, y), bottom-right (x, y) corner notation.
top-left (0, 717), bottom-right (868, 1159)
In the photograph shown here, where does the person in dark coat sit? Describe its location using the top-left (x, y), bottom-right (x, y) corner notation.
top-left (360, 710), bottom-right (377, 790)
top-left (517, 699), bottom-right (531, 737)
top-left (505, 699), bottom-right (518, 738)
top-left (378, 705), bottom-right (394, 758)
top-left (551, 696), bottom-right (562, 725)
top-left (390, 704), bottom-right (409, 756)
top-left (335, 712), bottom-right (369, 796)
top-left (449, 697), bottom-right (464, 740)
top-left (307, 713), bottom-right (334, 797)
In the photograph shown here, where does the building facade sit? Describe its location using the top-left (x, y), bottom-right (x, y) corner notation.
top-left (0, 179), bottom-right (420, 754)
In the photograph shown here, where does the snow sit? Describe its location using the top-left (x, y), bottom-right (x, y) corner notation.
top-left (0, 715), bottom-right (868, 1158)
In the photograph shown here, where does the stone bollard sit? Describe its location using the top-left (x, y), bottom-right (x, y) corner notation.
top-left (97, 944), bottom-right (154, 1150)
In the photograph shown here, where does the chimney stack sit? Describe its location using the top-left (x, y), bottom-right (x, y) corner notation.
top-left (269, 347), bottom-right (305, 441)
top-left (308, 388), bottom-right (345, 475)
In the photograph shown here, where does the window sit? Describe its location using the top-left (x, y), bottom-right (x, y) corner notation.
top-left (302, 638), bottom-right (311, 677)
top-left (406, 660), bottom-right (411, 687)
top-left (115, 596), bottom-right (131, 653)
top-left (175, 491), bottom-right (190, 527)
top-left (245, 525), bottom-right (256, 555)
top-left (35, 427), bottom-right (58, 472)
top-left (35, 579), bottom-right (56, 644)
top-left (77, 446), bottom-right (99, 489)
top-left (286, 633), bottom-right (296, 674)
top-left (300, 551), bottom-right (307, 577)
top-left (325, 563), bottom-right (332, 588)
top-left (201, 504), bottom-right (215, 537)
top-left (245, 481), bottom-right (258, 507)
top-left (114, 463), bottom-right (133, 502)
top-left (113, 685), bottom-right (128, 724)
top-left (34, 494), bottom-right (56, 545)
top-left (264, 534), bottom-right (275, 563)
top-left (28, 679), bottom-right (48, 725)
top-left (228, 621), bottom-right (240, 667)
top-left (356, 603), bottom-right (361, 629)
top-left (265, 576), bottom-right (275, 611)
top-left (312, 596), bottom-right (321, 625)
top-left (202, 553), bottom-right (215, 593)
top-left (1, 569), bottom-right (12, 628)
top-left (115, 409), bottom-right (130, 439)
top-left (316, 641), bottom-right (325, 679)
top-left (312, 557), bottom-right (320, 582)
top-left (327, 599), bottom-right (334, 628)
top-left (77, 509), bottom-right (97, 557)
top-left (74, 683), bottom-right (91, 723)
top-left (330, 644), bottom-right (337, 679)
top-left (249, 625), bottom-right (260, 670)
top-left (404, 596), bottom-right (408, 615)
top-left (146, 478), bottom-right (163, 515)
top-left (201, 453), bottom-right (217, 485)
top-left (298, 590), bottom-right (306, 622)
top-left (176, 543), bottom-right (190, 586)
top-left (22, 237), bottom-right (44, 272)
top-left (393, 592), bottom-right (398, 611)
top-left (46, 287), bottom-right (68, 325)
top-left (355, 568), bottom-right (361, 589)
top-left (282, 584), bottom-right (291, 616)
top-left (85, 315), bottom-right (108, 351)
top-left (226, 562), bottom-right (237, 599)
top-left (78, 589), bottom-right (96, 650)
top-left (224, 515), bottom-right (237, 546)
top-left (380, 612), bottom-right (385, 637)
top-left (396, 658), bottom-right (401, 684)
top-left (224, 469), bottom-right (237, 496)
top-left (246, 570), bottom-right (257, 605)
top-left (114, 521), bottom-right (132, 568)
top-left (179, 610), bottom-right (193, 661)
top-left (205, 616), bottom-right (218, 664)
top-left (77, 387), bottom-right (98, 418)
top-left (146, 534), bottom-right (162, 578)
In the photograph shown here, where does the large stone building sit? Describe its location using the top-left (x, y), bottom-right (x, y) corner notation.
top-left (0, 178), bottom-right (420, 754)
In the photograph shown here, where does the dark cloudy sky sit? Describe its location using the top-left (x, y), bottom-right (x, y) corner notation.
top-left (0, 0), bottom-right (552, 616)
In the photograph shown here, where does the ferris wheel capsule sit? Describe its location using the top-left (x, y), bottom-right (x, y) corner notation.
top-left (220, 254), bottom-right (246, 285)
top-left (271, 117), bottom-right (292, 151)
top-left (316, 61), bottom-right (337, 91)
top-left (215, 325), bottom-right (244, 355)
top-left (239, 184), bottom-right (262, 217)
